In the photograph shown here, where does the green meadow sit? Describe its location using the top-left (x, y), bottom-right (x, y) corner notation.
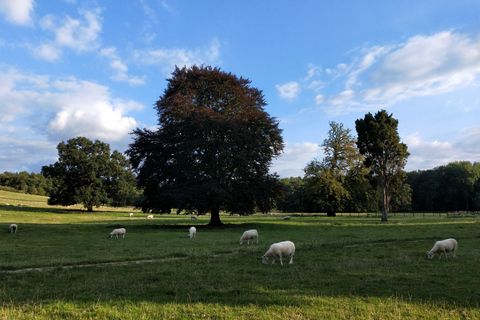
top-left (0, 190), bottom-right (479, 319)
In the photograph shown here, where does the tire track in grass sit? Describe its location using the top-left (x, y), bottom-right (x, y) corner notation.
top-left (1, 252), bottom-right (235, 274)
top-left (1, 239), bottom-right (433, 274)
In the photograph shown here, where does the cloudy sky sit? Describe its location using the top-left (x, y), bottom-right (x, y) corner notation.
top-left (1, 0), bottom-right (479, 178)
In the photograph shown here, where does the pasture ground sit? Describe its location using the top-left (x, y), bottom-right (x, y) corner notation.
top-left (0, 190), bottom-right (479, 319)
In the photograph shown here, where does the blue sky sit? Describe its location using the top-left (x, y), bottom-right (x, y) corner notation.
top-left (1, 0), bottom-right (479, 178)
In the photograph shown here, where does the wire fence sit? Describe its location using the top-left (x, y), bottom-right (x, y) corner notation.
top-left (279, 211), bottom-right (480, 218)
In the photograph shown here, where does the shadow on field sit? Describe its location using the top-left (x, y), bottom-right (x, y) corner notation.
top-left (0, 215), bottom-right (479, 314)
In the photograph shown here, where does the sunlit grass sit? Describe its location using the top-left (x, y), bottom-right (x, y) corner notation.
top-left (1, 191), bottom-right (479, 319)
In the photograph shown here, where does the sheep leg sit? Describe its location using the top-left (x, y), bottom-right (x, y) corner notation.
top-left (279, 257), bottom-right (283, 265)
top-left (289, 255), bottom-right (293, 264)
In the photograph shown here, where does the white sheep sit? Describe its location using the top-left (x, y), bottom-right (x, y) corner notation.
top-left (9, 224), bottom-right (17, 233)
top-left (109, 228), bottom-right (126, 239)
top-left (262, 241), bottom-right (295, 265)
top-left (147, 215), bottom-right (154, 219)
top-left (189, 226), bottom-right (196, 238)
top-left (239, 229), bottom-right (258, 244)
top-left (129, 213), bottom-right (133, 217)
top-left (427, 238), bottom-right (458, 259)
top-left (191, 214), bottom-right (197, 220)
top-left (283, 215), bottom-right (291, 221)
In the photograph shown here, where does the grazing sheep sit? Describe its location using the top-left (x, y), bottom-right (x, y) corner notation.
top-left (147, 215), bottom-right (154, 219)
top-left (189, 226), bottom-right (196, 238)
top-left (9, 224), bottom-right (17, 233)
top-left (283, 215), bottom-right (291, 221)
top-left (109, 228), bottom-right (126, 239)
top-left (427, 238), bottom-right (458, 259)
top-left (239, 229), bottom-right (258, 244)
top-left (129, 213), bottom-right (133, 217)
top-left (262, 241), bottom-right (295, 265)
top-left (191, 214), bottom-right (197, 220)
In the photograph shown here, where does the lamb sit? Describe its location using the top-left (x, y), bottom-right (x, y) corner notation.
top-left (189, 226), bottom-right (196, 238)
top-left (427, 238), bottom-right (458, 259)
top-left (283, 215), bottom-right (291, 221)
top-left (262, 241), bottom-right (295, 265)
top-left (109, 228), bottom-right (126, 239)
top-left (147, 215), bottom-right (154, 219)
top-left (129, 213), bottom-right (133, 217)
top-left (9, 224), bottom-right (17, 233)
top-left (239, 229), bottom-right (258, 244)
top-left (190, 214), bottom-right (197, 220)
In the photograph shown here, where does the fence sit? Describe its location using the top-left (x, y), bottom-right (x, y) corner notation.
top-left (287, 211), bottom-right (479, 218)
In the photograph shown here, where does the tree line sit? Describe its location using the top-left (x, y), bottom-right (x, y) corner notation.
top-left (0, 171), bottom-right (53, 196)
top-left (4, 159), bottom-right (478, 214)
top-left (1, 66), bottom-right (478, 222)
top-left (276, 160), bottom-right (480, 214)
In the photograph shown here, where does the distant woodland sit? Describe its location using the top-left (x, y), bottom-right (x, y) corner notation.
top-left (2, 160), bottom-right (479, 213)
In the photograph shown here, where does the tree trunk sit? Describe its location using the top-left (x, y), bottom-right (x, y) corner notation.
top-left (326, 210), bottom-right (336, 217)
top-left (381, 179), bottom-right (388, 222)
top-left (208, 205), bottom-right (223, 226)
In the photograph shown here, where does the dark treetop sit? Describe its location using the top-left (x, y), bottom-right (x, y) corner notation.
top-left (127, 65), bottom-right (284, 225)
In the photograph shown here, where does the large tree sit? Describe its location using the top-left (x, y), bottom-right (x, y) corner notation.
top-left (303, 122), bottom-right (364, 216)
top-left (355, 110), bottom-right (409, 222)
top-left (41, 137), bottom-right (137, 211)
top-left (126, 65), bottom-right (284, 226)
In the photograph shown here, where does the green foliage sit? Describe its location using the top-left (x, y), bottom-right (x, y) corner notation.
top-left (277, 177), bottom-right (305, 212)
top-left (127, 65), bottom-right (284, 225)
top-left (0, 191), bottom-right (479, 319)
top-left (0, 171), bottom-right (52, 196)
top-left (355, 110), bottom-right (410, 221)
top-left (41, 137), bottom-right (137, 211)
top-left (390, 183), bottom-right (412, 212)
top-left (407, 161), bottom-right (480, 212)
top-left (304, 159), bottom-right (348, 214)
top-left (303, 121), bottom-right (377, 215)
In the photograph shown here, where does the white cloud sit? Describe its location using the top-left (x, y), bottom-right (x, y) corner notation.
top-left (367, 31), bottom-right (480, 103)
top-left (0, 67), bottom-right (144, 163)
top-left (35, 8), bottom-right (103, 60)
top-left (100, 47), bottom-right (146, 86)
top-left (327, 89), bottom-right (356, 105)
top-left (0, 0), bottom-right (34, 25)
top-left (0, 133), bottom-right (58, 173)
top-left (315, 31), bottom-right (480, 115)
top-left (270, 142), bottom-right (322, 178)
top-left (34, 43), bottom-right (62, 61)
top-left (404, 128), bottom-right (480, 171)
top-left (276, 81), bottom-right (300, 100)
top-left (133, 38), bottom-right (221, 74)
top-left (46, 79), bottom-right (142, 141)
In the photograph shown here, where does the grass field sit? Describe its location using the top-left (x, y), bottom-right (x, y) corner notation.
top-left (1, 190), bottom-right (479, 319)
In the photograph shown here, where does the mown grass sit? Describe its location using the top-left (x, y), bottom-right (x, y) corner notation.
top-left (0, 190), bottom-right (479, 319)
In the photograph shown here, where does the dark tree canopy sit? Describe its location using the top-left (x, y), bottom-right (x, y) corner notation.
top-left (355, 110), bottom-right (409, 222)
top-left (407, 161), bottom-right (480, 212)
top-left (126, 65), bottom-right (284, 225)
top-left (41, 137), bottom-right (137, 211)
